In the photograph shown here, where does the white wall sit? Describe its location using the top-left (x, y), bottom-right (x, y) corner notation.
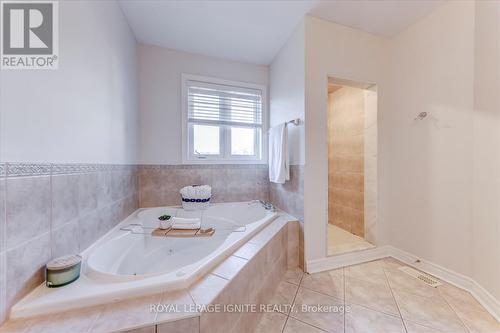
top-left (294, 0), bottom-right (499, 307)
top-left (472, 0), bottom-right (500, 300)
top-left (386, 1), bottom-right (475, 277)
top-left (269, 24), bottom-right (305, 165)
top-left (138, 44), bottom-right (268, 165)
top-left (303, 16), bottom-right (390, 262)
top-left (0, 0), bottom-right (138, 164)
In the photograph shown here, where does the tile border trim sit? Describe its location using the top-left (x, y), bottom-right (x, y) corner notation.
top-left (1, 163), bottom-right (137, 177)
top-left (0, 163), bottom-right (269, 177)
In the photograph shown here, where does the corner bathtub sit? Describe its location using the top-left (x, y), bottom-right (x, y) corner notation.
top-left (11, 201), bottom-right (278, 319)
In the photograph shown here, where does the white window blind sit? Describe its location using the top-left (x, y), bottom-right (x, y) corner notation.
top-left (187, 80), bottom-right (263, 128)
top-left (182, 75), bottom-right (266, 163)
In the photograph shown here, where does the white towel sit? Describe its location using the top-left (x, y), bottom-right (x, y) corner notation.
top-left (268, 123), bottom-right (290, 184)
top-left (171, 217), bottom-right (201, 230)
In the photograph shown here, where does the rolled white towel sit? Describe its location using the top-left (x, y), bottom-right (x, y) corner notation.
top-left (180, 185), bottom-right (211, 201)
top-left (171, 217), bottom-right (201, 230)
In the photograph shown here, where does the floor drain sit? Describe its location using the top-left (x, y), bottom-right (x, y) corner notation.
top-left (398, 266), bottom-right (442, 287)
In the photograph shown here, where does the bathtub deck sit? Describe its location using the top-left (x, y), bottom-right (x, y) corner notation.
top-left (0, 213), bottom-right (301, 333)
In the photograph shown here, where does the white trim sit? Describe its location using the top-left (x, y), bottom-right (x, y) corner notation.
top-left (387, 246), bottom-right (500, 322)
top-left (306, 245), bottom-right (391, 273)
top-left (306, 246), bottom-right (500, 321)
top-left (181, 73), bottom-right (268, 165)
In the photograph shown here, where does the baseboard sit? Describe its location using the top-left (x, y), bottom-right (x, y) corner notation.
top-left (387, 246), bottom-right (500, 322)
top-left (305, 245), bottom-right (500, 322)
top-left (306, 245), bottom-right (391, 273)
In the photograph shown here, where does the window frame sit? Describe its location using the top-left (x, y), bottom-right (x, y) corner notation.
top-left (181, 74), bottom-right (268, 164)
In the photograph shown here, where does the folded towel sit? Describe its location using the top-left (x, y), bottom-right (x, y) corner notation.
top-left (171, 217), bottom-right (201, 230)
top-left (268, 123), bottom-right (290, 184)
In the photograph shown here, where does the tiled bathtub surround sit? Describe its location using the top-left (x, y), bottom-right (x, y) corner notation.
top-left (0, 215), bottom-right (300, 333)
top-left (269, 165), bottom-right (304, 222)
top-left (138, 164), bottom-right (269, 207)
top-left (269, 165), bottom-right (304, 267)
top-left (0, 163), bottom-right (139, 325)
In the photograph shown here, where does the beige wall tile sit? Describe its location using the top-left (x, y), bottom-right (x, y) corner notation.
top-left (0, 252), bottom-right (5, 325)
top-left (287, 221), bottom-right (299, 268)
top-left (23, 306), bottom-right (102, 333)
top-left (269, 165), bottom-right (304, 222)
top-left (51, 174), bottom-right (80, 229)
top-left (199, 227), bottom-right (288, 333)
top-left (5, 233), bottom-right (51, 308)
top-left (211, 255), bottom-right (248, 280)
top-left (96, 171), bottom-right (114, 207)
top-left (5, 176), bottom-right (51, 249)
top-left (155, 290), bottom-right (197, 324)
top-left (90, 294), bottom-right (161, 333)
top-left (233, 242), bottom-right (261, 261)
top-left (0, 179), bottom-right (5, 253)
top-left (157, 317), bottom-right (199, 333)
top-left (78, 207), bottom-right (112, 251)
top-left (138, 165), bottom-right (269, 208)
top-left (51, 220), bottom-right (80, 258)
top-left (77, 173), bottom-right (99, 215)
top-left (328, 87), bottom-right (365, 239)
top-left (1, 165), bottom-right (139, 326)
top-left (189, 274), bottom-right (228, 306)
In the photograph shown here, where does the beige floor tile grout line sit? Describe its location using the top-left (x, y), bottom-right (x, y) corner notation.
top-left (438, 291), bottom-right (472, 333)
top-left (283, 268), bottom-right (343, 333)
top-left (381, 262), bottom-right (409, 333)
top-left (280, 270), bottom-right (303, 333)
top-left (263, 260), bottom-right (497, 333)
top-left (280, 269), bottom-right (335, 333)
top-left (342, 267), bottom-right (346, 333)
top-left (383, 260), bottom-right (473, 333)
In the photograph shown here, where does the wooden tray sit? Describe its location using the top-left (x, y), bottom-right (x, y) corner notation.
top-left (151, 227), bottom-right (215, 238)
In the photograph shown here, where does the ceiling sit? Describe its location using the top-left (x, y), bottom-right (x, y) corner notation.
top-left (119, 0), bottom-right (443, 65)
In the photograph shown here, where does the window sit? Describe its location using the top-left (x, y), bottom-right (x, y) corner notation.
top-left (182, 74), bottom-right (266, 163)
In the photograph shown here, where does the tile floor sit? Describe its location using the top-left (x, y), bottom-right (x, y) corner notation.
top-left (254, 258), bottom-right (500, 333)
top-left (327, 225), bottom-right (374, 256)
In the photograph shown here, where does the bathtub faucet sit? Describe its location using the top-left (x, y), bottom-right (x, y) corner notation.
top-left (251, 200), bottom-right (277, 212)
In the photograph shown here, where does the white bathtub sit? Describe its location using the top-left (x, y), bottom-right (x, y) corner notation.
top-left (11, 202), bottom-right (278, 319)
